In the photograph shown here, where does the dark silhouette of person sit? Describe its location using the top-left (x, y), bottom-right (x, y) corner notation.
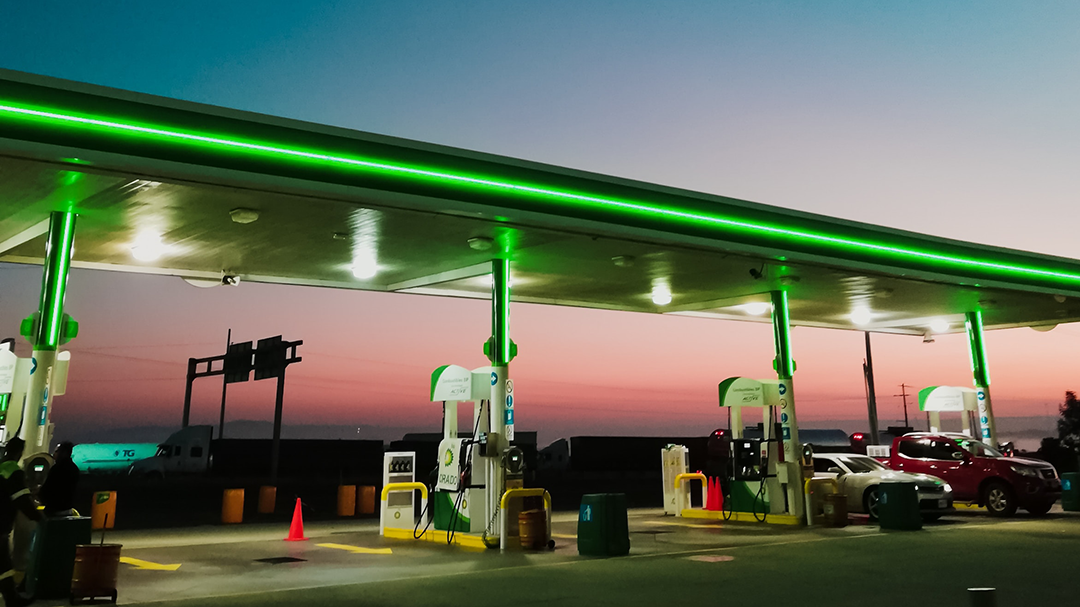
top-left (0, 438), bottom-right (42, 607)
top-left (40, 442), bottom-right (79, 517)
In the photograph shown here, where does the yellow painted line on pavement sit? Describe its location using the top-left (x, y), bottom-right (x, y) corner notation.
top-left (317, 543), bottom-right (393, 555)
top-left (119, 556), bottom-right (182, 571)
top-left (551, 533), bottom-right (577, 539)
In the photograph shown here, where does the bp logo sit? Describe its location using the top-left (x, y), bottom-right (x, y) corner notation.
top-left (444, 449), bottom-right (454, 467)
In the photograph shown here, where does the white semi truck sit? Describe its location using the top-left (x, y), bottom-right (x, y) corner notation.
top-left (127, 425), bottom-right (383, 480)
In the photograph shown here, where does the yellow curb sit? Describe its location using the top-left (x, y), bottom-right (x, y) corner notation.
top-left (383, 526), bottom-right (491, 549)
top-left (680, 509), bottom-right (802, 525)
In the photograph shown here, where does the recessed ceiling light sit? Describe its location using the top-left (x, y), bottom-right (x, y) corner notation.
top-left (651, 286), bottom-right (672, 306)
top-left (850, 308), bottom-right (872, 326)
top-left (230, 208), bottom-right (260, 224)
top-left (740, 302), bottom-right (771, 316)
top-left (352, 259), bottom-right (378, 279)
top-left (468, 237), bottom-right (494, 251)
top-left (131, 233), bottom-right (166, 262)
top-left (929, 319), bottom-right (949, 333)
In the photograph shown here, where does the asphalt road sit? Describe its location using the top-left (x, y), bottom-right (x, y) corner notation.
top-left (51, 508), bottom-right (1080, 607)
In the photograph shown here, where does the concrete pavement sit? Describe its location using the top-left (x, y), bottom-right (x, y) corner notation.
top-left (34, 507), bottom-right (1080, 606)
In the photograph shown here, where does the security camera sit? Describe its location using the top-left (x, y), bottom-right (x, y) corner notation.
top-left (749, 267), bottom-right (765, 280)
top-left (221, 274), bottom-right (240, 286)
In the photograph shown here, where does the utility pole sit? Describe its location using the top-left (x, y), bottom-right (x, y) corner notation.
top-left (218, 328), bottom-right (231, 439)
top-left (895, 383), bottom-right (911, 428)
top-left (863, 332), bottom-right (880, 445)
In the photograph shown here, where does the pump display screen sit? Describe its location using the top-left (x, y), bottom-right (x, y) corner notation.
top-left (733, 439), bottom-right (763, 481)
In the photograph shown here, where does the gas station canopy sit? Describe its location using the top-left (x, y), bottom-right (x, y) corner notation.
top-left (2, 69), bottom-right (1079, 335)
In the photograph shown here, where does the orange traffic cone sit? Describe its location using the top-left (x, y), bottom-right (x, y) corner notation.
top-left (705, 477), bottom-right (715, 511)
top-left (285, 498), bottom-right (308, 541)
top-left (713, 478), bottom-right (724, 512)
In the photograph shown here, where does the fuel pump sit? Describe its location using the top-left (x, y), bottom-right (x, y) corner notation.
top-left (717, 376), bottom-right (806, 520)
top-left (919, 386), bottom-right (980, 438)
top-left (428, 365), bottom-right (502, 536)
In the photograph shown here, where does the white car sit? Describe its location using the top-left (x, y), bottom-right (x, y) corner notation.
top-left (813, 453), bottom-right (954, 521)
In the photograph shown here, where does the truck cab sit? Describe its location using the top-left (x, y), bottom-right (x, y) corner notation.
top-left (128, 426), bottom-right (213, 479)
top-left (888, 433), bottom-right (1060, 516)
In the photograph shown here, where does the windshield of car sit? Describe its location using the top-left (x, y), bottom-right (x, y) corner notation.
top-left (839, 456), bottom-right (886, 473)
top-left (958, 439), bottom-right (1003, 458)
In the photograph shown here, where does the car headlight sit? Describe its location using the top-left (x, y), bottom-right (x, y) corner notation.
top-left (944, 483), bottom-right (953, 493)
top-left (1010, 465), bottom-right (1040, 478)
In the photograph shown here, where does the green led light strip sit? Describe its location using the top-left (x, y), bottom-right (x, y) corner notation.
top-left (491, 258), bottom-right (511, 366)
top-left (2, 101), bottom-right (1079, 286)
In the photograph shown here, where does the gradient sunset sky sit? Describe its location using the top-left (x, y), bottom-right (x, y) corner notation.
top-left (1, 2), bottom-right (1078, 445)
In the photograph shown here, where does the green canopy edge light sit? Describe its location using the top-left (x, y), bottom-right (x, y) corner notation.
top-left (1, 101), bottom-right (1078, 290)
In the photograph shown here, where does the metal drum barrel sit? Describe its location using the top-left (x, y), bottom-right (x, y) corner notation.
top-left (71, 543), bottom-right (122, 604)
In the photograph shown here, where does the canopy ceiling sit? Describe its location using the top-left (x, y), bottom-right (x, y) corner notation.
top-left (2, 69), bottom-right (1078, 336)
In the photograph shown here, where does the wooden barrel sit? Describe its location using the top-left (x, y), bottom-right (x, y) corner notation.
top-left (823, 493), bottom-right (849, 528)
top-left (518, 509), bottom-right (547, 550)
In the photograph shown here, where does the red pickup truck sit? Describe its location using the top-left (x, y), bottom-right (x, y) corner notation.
top-left (885, 434), bottom-right (1060, 516)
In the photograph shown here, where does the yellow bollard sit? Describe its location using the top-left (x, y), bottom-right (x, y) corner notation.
top-left (222, 488), bottom-right (244, 524)
top-left (337, 485), bottom-right (357, 517)
top-left (357, 485), bottom-right (376, 515)
top-left (258, 486), bottom-right (277, 514)
top-left (91, 491), bottom-right (117, 530)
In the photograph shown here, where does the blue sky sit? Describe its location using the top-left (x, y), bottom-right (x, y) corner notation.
top-left (1, 2), bottom-right (1078, 444)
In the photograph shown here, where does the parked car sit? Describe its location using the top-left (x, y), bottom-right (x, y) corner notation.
top-left (813, 453), bottom-right (954, 521)
top-left (884, 434), bottom-right (1060, 516)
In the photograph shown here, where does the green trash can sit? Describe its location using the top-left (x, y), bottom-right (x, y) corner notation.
top-left (878, 481), bottom-right (922, 531)
top-left (26, 516), bottom-right (93, 599)
top-left (577, 493), bottom-right (630, 557)
top-left (1062, 473), bottom-right (1080, 512)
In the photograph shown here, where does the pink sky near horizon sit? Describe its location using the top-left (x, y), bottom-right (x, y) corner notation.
top-left (2, 261), bottom-right (1076, 445)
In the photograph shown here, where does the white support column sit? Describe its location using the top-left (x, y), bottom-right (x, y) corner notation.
top-left (443, 400), bottom-right (458, 440)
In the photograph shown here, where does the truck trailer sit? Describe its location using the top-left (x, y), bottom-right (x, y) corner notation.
top-left (127, 425), bottom-right (383, 481)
